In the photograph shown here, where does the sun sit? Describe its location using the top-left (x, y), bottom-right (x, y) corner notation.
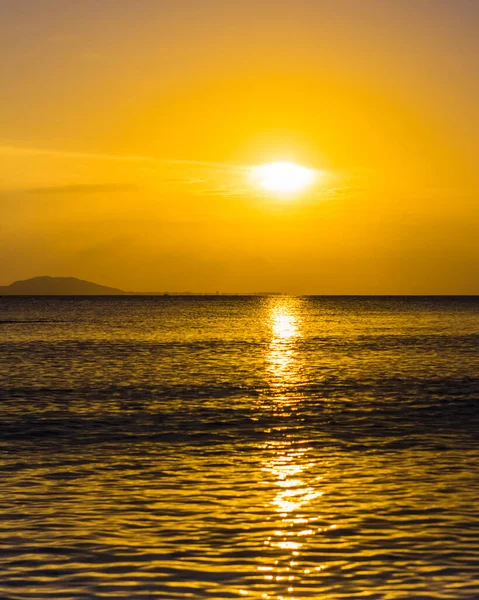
top-left (252, 161), bottom-right (317, 195)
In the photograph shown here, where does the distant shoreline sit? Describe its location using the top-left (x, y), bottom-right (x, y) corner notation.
top-left (1, 277), bottom-right (477, 297)
top-left (1, 293), bottom-right (478, 298)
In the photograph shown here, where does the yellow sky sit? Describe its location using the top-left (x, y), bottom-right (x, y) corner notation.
top-left (1, 0), bottom-right (478, 293)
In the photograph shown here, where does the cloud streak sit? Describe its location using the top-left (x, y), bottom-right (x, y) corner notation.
top-left (0, 144), bottom-right (255, 196)
top-left (0, 145), bottom-right (153, 163)
top-left (0, 145), bottom-right (249, 172)
top-left (28, 183), bottom-right (139, 194)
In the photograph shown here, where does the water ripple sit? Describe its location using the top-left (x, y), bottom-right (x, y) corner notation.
top-left (0, 296), bottom-right (478, 599)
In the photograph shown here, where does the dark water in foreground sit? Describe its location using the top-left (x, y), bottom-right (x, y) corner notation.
top-left (0, 296), bottom-right (478, 600)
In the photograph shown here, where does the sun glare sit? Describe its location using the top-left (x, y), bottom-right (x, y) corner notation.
top-left (253, 161), bottom-right (317, 196)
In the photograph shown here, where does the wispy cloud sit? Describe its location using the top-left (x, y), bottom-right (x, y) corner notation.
top-left (0, 144), bottom-right (253, 196)
top-left (28, 183), bottom-right (139, 194)
top-left (0, 145), bottom-right (249, 172)
top-left (0, 145), bottom-right (153, 163)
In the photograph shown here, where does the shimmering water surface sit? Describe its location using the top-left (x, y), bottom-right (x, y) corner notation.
top-left (0, 296), bottom-right (478, 599)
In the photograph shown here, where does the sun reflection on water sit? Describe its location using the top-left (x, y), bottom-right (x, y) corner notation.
top-left (266, 299), bottom-right (302, 406)
top-left (271, 313), bottom-right (298, 340)
top-left (256, 438), bottom-right (325, 599)
top-left (248, 298), bottom-right (329, 599)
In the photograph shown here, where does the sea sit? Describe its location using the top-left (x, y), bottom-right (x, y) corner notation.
top-left (0, 295), bottom-right (478, 600)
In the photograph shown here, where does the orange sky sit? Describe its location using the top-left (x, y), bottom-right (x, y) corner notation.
top-left (1, 0), bottom-right (478, 293)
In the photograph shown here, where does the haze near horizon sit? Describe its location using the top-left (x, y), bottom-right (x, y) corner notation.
top-left (1, 0), bottom-right (478, 294)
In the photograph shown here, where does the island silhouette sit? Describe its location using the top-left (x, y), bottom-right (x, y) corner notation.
top-left (0, 276), bottom-right (283, 296)
top-left (0, 276), bottom-right (125, 295)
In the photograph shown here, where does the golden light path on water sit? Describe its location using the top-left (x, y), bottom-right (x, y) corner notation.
top-left (243, 298), bottom-right (335, 599)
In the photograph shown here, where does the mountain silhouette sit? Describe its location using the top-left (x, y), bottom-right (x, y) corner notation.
top-left (0, 276), bottom-right (125, 295)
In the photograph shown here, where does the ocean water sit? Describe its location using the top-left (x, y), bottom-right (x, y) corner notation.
top-left (0, 295), bottom-right (478, 600)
